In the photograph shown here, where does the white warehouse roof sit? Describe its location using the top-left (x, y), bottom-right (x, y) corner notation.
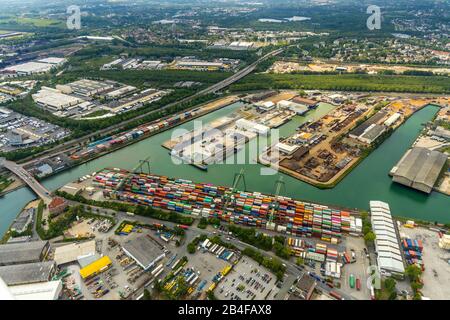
top-left (370, 201), bottom-right (405, 275)
top-left (8, 280), bottom-right (62, 300)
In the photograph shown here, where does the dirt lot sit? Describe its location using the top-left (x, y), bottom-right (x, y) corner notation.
top-left (399, 225), bottom-right (450, 300)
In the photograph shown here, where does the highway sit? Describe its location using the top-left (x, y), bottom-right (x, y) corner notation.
top-left (1, 158), bottom-right (52, 202)
top-left (20, 47), bottom-right (285, 166)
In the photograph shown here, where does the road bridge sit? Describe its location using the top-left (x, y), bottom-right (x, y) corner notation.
top-left (0, 157), bottom-right (51, 202)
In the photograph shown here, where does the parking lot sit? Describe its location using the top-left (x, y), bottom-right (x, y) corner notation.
top-left (215, 257), bottom-right (279, 300)
top-left (187, 250), bottom-right (229, 294)
top-left (337, 236), bottom-right (371, 300)
top-left (399, 225), bottom-right (450, 300)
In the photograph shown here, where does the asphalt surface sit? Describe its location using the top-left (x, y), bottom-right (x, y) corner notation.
top-left (1, 158), bottom-right (51, 202)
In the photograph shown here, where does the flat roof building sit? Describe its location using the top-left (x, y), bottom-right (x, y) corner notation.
top-left (370, 201), bottom-right (405, 276)
top-left (0, 261), bottom-right (56, 286)
top-left (8, 280), bottom-right (62, 300)
top-left (122, 235), bottom-right (166, 270)
top-left (0, 241), bottom-right (49, 266)
top-left (54, 240), bottom-right (96, 266)
top-left (391, 147), bottom-right (448, 193)
top-left (32, 87), bottom-right (85, 112)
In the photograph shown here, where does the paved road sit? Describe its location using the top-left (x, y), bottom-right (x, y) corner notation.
top-left (1, 158), bottom-right (51, 202)
top-left (20, 48), bottom-right (284, 167)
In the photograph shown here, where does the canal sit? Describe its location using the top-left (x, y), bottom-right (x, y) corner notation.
top-left (0, 102), bottom-right (447, 237)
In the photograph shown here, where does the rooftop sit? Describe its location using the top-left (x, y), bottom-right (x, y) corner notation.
top-left (0, 261), bottom-right (55, 286)
top-left (393, 147), bottom-right (448, 193)
top-left (54, 240), bottom-right (96, 266)
top-left (0, 241), bottom-right (48, 266)
top-left (122, 235), bottom-right (165, 269)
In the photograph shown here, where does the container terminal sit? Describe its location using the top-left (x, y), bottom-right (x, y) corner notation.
top-left (76, 168), bottom-right (363, 243)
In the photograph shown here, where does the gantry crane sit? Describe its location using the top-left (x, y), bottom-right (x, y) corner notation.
top-left (222, 168), bottom-right (246, 209)
top-left (268, 175), bottom-right (286, 226)
top-left (114, 156), bottom-right (151, 195)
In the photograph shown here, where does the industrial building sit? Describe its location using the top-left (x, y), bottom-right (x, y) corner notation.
top-left (32, 87), bottom-right (85, 112)
top-left (174, 60), bottom-right (225, 71)
top-left (370, 201), bottom-right (405, 276)
top-left (79, 256), bottom-right (112, 279)
top-left (277, 100), bottom-right (309, 115)
top-left (0, 261), bottom-right (56, 286)
top-left (349, 110), bottom-right (388, 139)
top-left (356, 124), bottom-right (387, 144)
top-left (121, 235), bottom-right (166, 270)
top-left (2, 61), bottom-right (53, 76)
top-left (391, 147), bottom-right (448, 193)
top-left (287, 273), bottom-right (316, 300)
top-left (7, 280), bottom-right (62, 300)
top-left (0, 241), bottom-right (50, 266)
top-left (10, 208), bottom-right (34, 234)
top-left (62, 79), bottom-right (116, 97)
top-left (235, 118), bottom-right (270, 136)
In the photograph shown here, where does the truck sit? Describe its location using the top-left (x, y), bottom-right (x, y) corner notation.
top-left (349, 274), bottom-right (355, 289)
top-left (356, 278), bottom-right (361, 291)
top-left (329, 291), bottom-right (343, 300)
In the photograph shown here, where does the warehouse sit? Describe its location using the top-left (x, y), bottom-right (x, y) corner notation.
top-left (8, 280), bottom-right (62, 300)
top-left (235, 118), bottom-right (269, 136)
top-left (349, 110), bottom-right (387, 138)
top-left (391, 147), bottom-right (448, 193)
top-left (0, 241), bottom-right (49, 266)
top-left (174, 60), bottom-right (225, 71)
top-left (383, 113), bottom-right (401, 127)
top-left (121, 235), bottom-right (166, 270)
top-left (357, 124), bottom-right (386, 144)
top-left (79, 256), bottom-right (112, 279)
top-left (37, 57), bottom-right (67, 66)
top-left (370, 201), bottom-right (405, 276)
top-left (65, 79), bottom-right (115, 97)
top-left (54, 240), bottom-right (96, 266)
top-left (32, 87), bottom-right (85, 112)
top-left (2, 61), bottom-right (53, 76)
top-left (0, 261), bottom-right (56, 286)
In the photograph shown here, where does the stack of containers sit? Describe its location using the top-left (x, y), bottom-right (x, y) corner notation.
top-left (93, 168), bottom-right (359, 240)
top-left (316, 243), bottom-right (327, 255)
top-left (326, 248), bottom-right (338, 262)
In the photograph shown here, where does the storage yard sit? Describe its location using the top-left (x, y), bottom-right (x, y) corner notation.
top-left (398, 224), bottom-right (450, 300)
top-left (261, 95), bottom-right (441, 187)
top-left (72, 167), bottom-right (363, 244)
top-left (163, 96), bottom-right (296, 169)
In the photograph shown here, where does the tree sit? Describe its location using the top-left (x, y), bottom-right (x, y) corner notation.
top-left (364, 231), bottom-right (376, 244)
top-left (143, 289), bottom-right (152, 300)
top-left (405, 265), bottom-right (422, 282)
top-left (187, 243), bottom-right (196, 254)
top-left (384, 277), bottom-right (396, 292)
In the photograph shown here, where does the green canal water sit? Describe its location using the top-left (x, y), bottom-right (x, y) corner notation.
top-left (0, 102), bottom-right (448, 237)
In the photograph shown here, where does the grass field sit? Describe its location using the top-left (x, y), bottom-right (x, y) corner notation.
top-left (230, 73), bottom-right (450, 94)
